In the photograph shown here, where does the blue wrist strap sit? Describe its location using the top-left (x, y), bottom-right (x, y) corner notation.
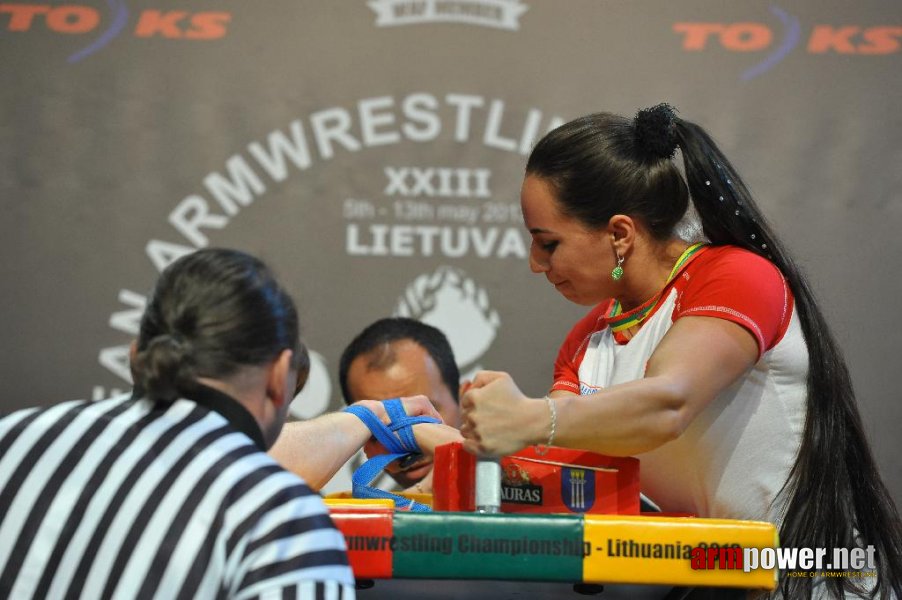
top-left (343, 398), bottom-right (440, 512)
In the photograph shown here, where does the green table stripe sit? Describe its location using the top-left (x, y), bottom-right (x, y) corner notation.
top-left (392, 512), bottom-right (585, 581)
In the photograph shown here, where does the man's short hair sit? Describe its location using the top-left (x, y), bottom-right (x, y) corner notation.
top-left (338, 318), bottom-right (460, 405)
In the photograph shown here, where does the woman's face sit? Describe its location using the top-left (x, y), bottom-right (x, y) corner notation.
top-left (521, 175), bottom-right (614, 306)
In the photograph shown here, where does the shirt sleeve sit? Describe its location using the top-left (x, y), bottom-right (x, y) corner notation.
top-left (240, 580), bottom-right (356, 600)
top-left (673, 248), bottom-right (793, 358)
top-left (551, 303), bottom-right (610, 394)
top-left (230, 476), bottom-right (355, 600)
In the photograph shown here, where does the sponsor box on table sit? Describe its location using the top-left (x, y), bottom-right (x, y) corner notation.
top-left (432, 442), bottom-right (640, 515)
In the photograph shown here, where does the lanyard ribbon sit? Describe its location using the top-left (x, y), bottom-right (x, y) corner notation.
top-left (608, 243), bottom-right (707, 333)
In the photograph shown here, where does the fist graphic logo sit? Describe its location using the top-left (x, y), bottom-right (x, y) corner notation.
top-left (394, 266), bottom-right (500, 376)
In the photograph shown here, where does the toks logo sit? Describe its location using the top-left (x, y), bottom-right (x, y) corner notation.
top-left (674, 6), bottom-right (902, 80)
top-left (0, 2), bottom-right (231, 62)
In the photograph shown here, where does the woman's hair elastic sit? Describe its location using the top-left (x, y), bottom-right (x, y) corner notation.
top-left (634, 103), bottom-right (679, 160)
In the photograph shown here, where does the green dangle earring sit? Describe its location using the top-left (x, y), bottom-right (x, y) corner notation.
top-left (611, 254), bottom-right (624, 281)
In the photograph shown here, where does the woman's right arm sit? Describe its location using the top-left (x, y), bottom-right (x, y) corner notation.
top-left (461, 314), bottom-right (759, 458)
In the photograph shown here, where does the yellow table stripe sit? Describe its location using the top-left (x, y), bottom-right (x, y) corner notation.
top-left (582, 515), bottom-right (778, 589)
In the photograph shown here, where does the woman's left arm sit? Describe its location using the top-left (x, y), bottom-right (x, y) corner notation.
top-left (462, 315), bottom-right (759, 457)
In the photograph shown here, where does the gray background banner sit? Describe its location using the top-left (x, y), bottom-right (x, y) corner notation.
top-left (2, 0), bottom-right (900, 510)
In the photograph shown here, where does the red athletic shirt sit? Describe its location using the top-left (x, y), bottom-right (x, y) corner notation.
top-left (552, 245), bottom-right (795, 394)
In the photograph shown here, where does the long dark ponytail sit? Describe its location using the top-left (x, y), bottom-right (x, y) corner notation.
top-left (671, 110), bottom-right (902, 599)
top-left (527, 105), bottom-right (902, 598)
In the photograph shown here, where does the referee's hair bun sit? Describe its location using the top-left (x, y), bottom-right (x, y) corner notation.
top-left (634, 103), bottom-right (679, 160)
top-left (137, 333), bottom-right (194, 402)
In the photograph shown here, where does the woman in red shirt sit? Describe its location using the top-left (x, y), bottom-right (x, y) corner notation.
top-left (461, 105), bottom-right (902, 599)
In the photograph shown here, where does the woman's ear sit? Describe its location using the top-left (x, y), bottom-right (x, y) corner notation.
top-left (607, 214), bottom-right (638, 256)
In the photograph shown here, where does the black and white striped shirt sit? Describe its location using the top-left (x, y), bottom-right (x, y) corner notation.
top-left (0, 386), bottom-right (355, 599)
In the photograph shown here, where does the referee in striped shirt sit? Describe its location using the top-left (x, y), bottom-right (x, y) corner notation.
top-left (0, 248), bottom-right (438, 599)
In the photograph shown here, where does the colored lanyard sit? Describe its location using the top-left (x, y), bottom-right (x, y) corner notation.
top-left (607, 243), bottom-right (707, 333)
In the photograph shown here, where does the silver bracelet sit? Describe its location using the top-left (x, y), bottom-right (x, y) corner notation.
top-left (534, 395), bottom-right (557, 456)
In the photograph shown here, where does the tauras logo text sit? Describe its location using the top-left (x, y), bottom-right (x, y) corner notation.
top-left (502, 483), bottom-right (542, 505)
